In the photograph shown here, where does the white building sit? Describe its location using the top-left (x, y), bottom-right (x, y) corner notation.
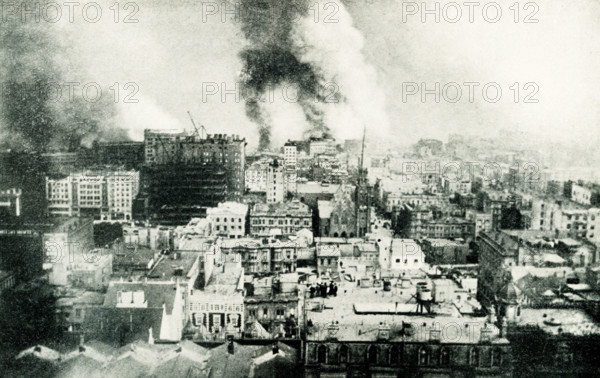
top-left (46, 169), bottom-right (139, 220)
top-left (309, 137), bottom-right (336, 157)
top-left (206, 202), bottom-right (248, 239)
top-left (283, 141), bottom-right (297, 168)
top-left (245, 159), bottom-right (269, 192)
top-left (572, 183), bottom-right (593, 206)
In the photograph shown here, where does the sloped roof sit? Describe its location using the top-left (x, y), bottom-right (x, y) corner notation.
top-left (245, 320), bottom-right (270, 338)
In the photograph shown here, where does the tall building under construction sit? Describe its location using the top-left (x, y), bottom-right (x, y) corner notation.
top-left (136, 129), bottom-right (246, 225)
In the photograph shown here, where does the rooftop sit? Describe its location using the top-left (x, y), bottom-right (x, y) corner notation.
top-left (251, 201), bottom-right (311, 217)
top-left (517, 308), bottom-right (600, 336)
top-left (305, 279), bottom-right (493, 344)
top-left (296, 181), bottom-right (340, 195)
top-left (146, 252), bottom-right (199, 281)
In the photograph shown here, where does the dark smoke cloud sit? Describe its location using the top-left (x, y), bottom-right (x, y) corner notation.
top-left (239, 0), bottom-right (337, 150)
top-left (0, 0), bottom-right (128, 153)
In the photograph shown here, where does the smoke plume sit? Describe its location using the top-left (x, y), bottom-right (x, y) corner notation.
top-left (239, 0), bottom-right (388, 150)
top-left (0, 0), bottom-right (128, 153)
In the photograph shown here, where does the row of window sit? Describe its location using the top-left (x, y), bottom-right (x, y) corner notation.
top-left (314, 344), bottom-right (503, 367)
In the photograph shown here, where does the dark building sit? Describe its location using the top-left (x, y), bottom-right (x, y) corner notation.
top-left (0, 152), bottom-right (49, 221)
top-left (137, 130), bottom-right (246, 225)
top-left (93, 141), bottom-right (145, 169)
top-left (305, 321), bottom-right (512, 377)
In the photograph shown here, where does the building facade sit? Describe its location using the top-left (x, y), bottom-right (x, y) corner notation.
top-left (250, 201), bottom-right (312, 237)
top-left (140, 130), bottom-right (246, 225)
top-left (206, 202), bottom-right (248, 239)
top-left (46, 169), bottom-right (140, 221)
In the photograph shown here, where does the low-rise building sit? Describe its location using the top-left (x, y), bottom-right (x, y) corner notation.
top-left (244, 273), bottom-right (299, 338)
top-left (466, 209), bottom-right (493, 237)
top-left (206, 202), bottom-right (248, 239)
top-left (219, 238), bottom-right (299, 274)
top-left (85, 280), bottom-right (186, 344)
top-left (250, 201), bottom-right (312, 237)
top-left (420, 238), bottom-right (471, 265)
top-left (188, 262), bottom-right (245, 341)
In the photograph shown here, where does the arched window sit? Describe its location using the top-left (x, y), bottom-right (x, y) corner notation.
top-left (339, 345), bottom-right (349, 364)
top-left (491, 348), bottom-right (502, 367)
top-left (389, 345), bottom-right (400, 365)
top-left (469, 348), bottom-right (479, 367)
top-left (419, 347), bottom-right (429, 366)
top-left (368, 345), bottom-right (378, 365)
top-left (317, 345), bottom-right (327, 364)
top-left (441, 348), bottom-right (450, 366)
top-left (341, 231), bottom-right (348, 238)
top-left (333, 232), bottom-right (339, 237)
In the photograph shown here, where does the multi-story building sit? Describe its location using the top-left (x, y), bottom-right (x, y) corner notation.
top-left (44, 217), bottom-right (95, 286)
top-left (46, 169), bottom-right (140, 221)
top-left (283, 141), bottom-right (298, 168)
top-left (466, 209), bottom-right (493, 237)
top-left (479, 190), bottom-right (515, 229)
top-left (0, 187), bottom-right (21, 217)
top-left (85, 281), bottom-right (186, 344)
top-left (245, 158), bottom-right (269, 192)
top-left (419, 238), bottom-right (471, 265)
top-left (530, 197), bottom-right (600, 245)
top-left (442, 178), bottom-right (472, 195)
top-left (139, 131), bottom-right (246, 225)
top-left (304, 285), bottom-right (512, 377)
top-left (266, 159), bottom-right (285, 203)
top-left (386, 193), bottom-right (449, 213)
top-left (571, 182), bottom-right (600, 206)
top-left (206, 202), bottom-right (248, 239)
top-left (188, 261), bottom-right (245, 341)
top-left (250, 201), bottom-right (312, 237)
top-left (244, 273), bottom-right (299, 338)
top-left (476, 230), bottom-right (522, 307)
top-left (309, 137), bottom-right (336, 157)
top-left (219, 238), bottom-right (298, 274)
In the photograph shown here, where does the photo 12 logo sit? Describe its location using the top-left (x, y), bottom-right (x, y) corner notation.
top-left (0, 81), bottom-right (140, 103)
top-left (401, 1), bottom-right (540, 23)
top-left (402, 82), bottom-right (539, 104)
top-left (0, 1), bottom-right (140, 23)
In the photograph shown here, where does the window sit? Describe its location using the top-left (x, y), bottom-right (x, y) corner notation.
top-left (469, 348), bottom-right (479, 366)
top-left (491, 348), bottom-right (502, 366)
top-left (441, 348), bottom-right (450, 366)
top-left (276, 308), bottom-right (284, 319)
top-left (368, 345), bottom-right (378, 365)
top-left (317, 345), bottom-right (327, 364)
top-left (249, 309), bottom-right (256, 317)
top-left (389, 345), bottom-right (400, 365)
top-left (418, 347), bottom-right (429, 366)
top-left (339, 345), bottom-right (349, 364)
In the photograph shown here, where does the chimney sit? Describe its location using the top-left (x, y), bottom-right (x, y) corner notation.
top-left (480, 326), bottom-right (491, 343)
top-left (377, 322), bottom-right (391, 341)
top-left (327, 322), bottom-right (340, 340)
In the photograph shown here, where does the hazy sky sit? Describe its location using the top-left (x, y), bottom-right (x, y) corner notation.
top-left (56, 0), bottom-right (600, 150)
